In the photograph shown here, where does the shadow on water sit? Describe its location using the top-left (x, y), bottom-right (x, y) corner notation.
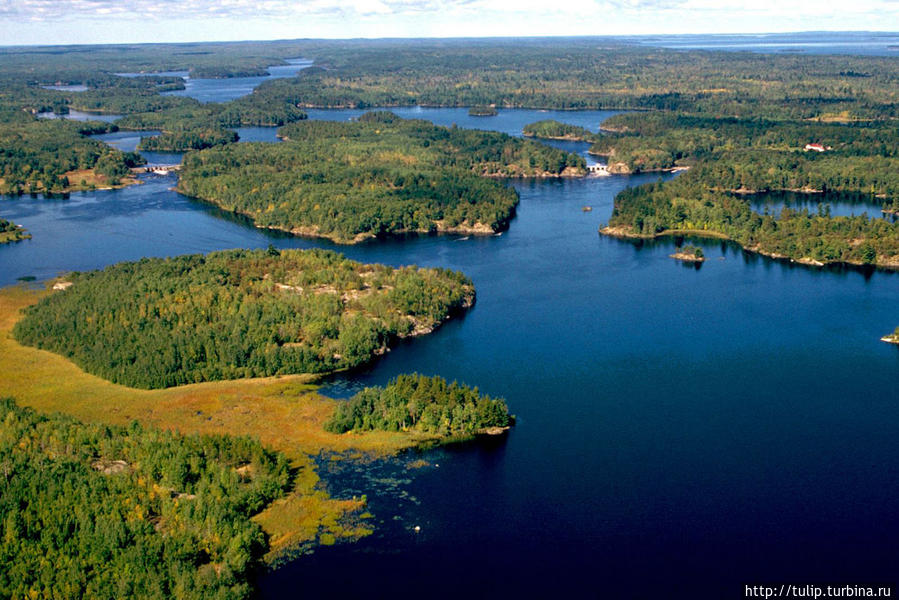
top-left (604, 229), bottom-right (893, 282)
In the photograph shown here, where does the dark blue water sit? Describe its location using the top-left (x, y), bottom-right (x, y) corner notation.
top-left (161, 58), bottom-right (313, 103)
top-left (631, 31), bottom-right (899, 56)
top-left (3, 98), bottom-right (899, 597)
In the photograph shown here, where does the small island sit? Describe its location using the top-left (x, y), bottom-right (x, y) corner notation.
top-left (670, 245), bottom-right (705, 263)
top-left (523, 119), bottom-right (598, 142)
top-left (325, 373), bottom-right (514, 442)
top-left (468, 106), bottom-right (497, 117)
top-left (14, 248), bottom-right (475, 389)
top-left (0, 218), bottom-right (31, 243)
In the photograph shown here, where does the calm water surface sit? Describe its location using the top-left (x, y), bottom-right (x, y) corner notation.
top-left (161, 58), bottom-right (313, 103)
top-left (2, 95), bottom-right (898, 597)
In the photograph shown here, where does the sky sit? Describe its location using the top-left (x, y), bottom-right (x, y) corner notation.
top-left (1, 0), bottom-right (899, 46)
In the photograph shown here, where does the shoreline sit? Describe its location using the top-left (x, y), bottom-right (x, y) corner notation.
top-left (0, 283), bottom-right (478, 561)
top-left (599, 225), bottom-right (899, 270)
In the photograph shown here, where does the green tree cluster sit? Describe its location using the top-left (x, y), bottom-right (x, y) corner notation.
top-left (325, 374), bottom-right (514, 438)
top-left (0, 118), bottom-right (143, 194)
top-left (0, 218), bottom-right (30, 243)
top-left (14, 248), bottom-right (475, 389)
top-left (178, 112), bottom-right (584, 242)
top-left (0, 398), bottom-right (290, 600)
top-left (608, 175), bottom-right (899, 266)
top-left (523, 119), bottom-right (598, 142)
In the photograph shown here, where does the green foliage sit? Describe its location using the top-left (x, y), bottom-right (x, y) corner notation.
top-left (608, 173), bottom-right (899, 266)
top-left (14, 249), bottom-right (474, 389)
top-left (0, 398), bottom-right (290, 600)
top-left (325, 374), bottom-right (514, 437)
top-left (138, 127), bottom-right (238, 152)
top-left (178, 113), bottom-right (584, 242)
top-left (468, 106), bottom-right (497, 116)
top-left (523, 119), bottom-right (597, 142)
top-left (0, 118), bottom-right (144, 194)
top-left (0, 218), bottom-right (30, 243)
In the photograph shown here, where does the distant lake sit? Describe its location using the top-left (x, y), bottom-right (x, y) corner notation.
top-left (4, 73), bottom-right (899, 598)
top-left (160, 58), bottom-right (313, 103)
top-left (629, 31), bottom-right (899, 56)
top-left (37, 109), bottom-right (122, 123)
top-left (41, 84), bottom-right (88, 92)
top-left (749, 190), bottom-right (898, 220)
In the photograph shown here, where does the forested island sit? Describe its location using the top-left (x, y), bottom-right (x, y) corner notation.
top-left (326, 374), bottom-right (514, 440)
top-left (177, 111), bottom-right (584, 243)
top-left (0, 398), bottom-right (291, 599)
top-left (0, 218), bottom-right (30, 243)
top-left (13, 248), bottom-right (475, 388)
top-left (468, 106), bottom-right (497, 117)
top-left (596, 111), bottom-right (899, 268)
top-left (523, 119), bottom-right (597, 142)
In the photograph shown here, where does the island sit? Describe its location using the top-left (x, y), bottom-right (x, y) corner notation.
top-left (13, 248), bottom-right (475, 389)
top-left (326, 374), bottom-right (514, 442)
top-left (0, 218), bottom-right (30, 243)
top-left (177, 111), bottom-right (586, 243)
top-left (523, 119), bottom-right (598, 142)
top-left (468, 106), bottom-right (498, 116)
top-left (670, 245), bottom-right (705, 263)
top-left (596, 112), bottom-right (899, 269)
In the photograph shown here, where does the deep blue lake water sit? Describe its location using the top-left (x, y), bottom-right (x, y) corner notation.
top-left (2, 65), bottom-right (898, 598)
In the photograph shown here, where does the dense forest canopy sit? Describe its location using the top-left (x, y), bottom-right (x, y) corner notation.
top-left (325, 374), bottom-right (514, 438)
top-left (0, 398), bottom-right (290, 600)
top-left (14, 248), bottom-right (475, 389)
top-left (177, 112), bottom-right (584, 242)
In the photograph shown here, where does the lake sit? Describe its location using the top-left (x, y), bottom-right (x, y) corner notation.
top-left (160, 58), bottom-right (313, 103)
top-left (2, 76), bottom-right (898, 598)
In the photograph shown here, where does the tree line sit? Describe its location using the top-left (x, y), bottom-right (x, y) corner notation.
top-left (178, 112), bottom-right (584, 243)
top-left (14, 248), bottom-right (475, 389)
top-left (325, 374), bottom-right (514, 438)
top-left (0, 398), bottom-right (291, 600)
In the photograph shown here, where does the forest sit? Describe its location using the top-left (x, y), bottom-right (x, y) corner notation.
top-left (523, 119), bottom-right (597, 142)
top-left (0, 398), bottom-right (291, 600)
top-left (0, 117), bottom-right (143, 194)
top-left (177, 111), bottom-right (584, 242)
top-left (325, 374), bottom-right (514, 438)
top-left (13, 248), bottom-right (475, 389)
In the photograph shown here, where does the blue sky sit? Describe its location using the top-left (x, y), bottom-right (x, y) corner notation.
top-left (2, 0), bottom-right (899, 45)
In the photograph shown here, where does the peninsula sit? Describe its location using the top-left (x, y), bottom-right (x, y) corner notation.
top-left (13, 248), bottom-right (475, 389)
top-left (177, 111), bottom-right (585, 243)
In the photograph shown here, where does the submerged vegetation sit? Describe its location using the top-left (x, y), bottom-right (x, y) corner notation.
top-left (178, 111), bottom-right (584, 242)
top-left (0, 398), bottom-right (290, 600)
top-left (13, 249), bottom-right (475, 388)
top-left (325, 374), bottom-right (514, 438)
